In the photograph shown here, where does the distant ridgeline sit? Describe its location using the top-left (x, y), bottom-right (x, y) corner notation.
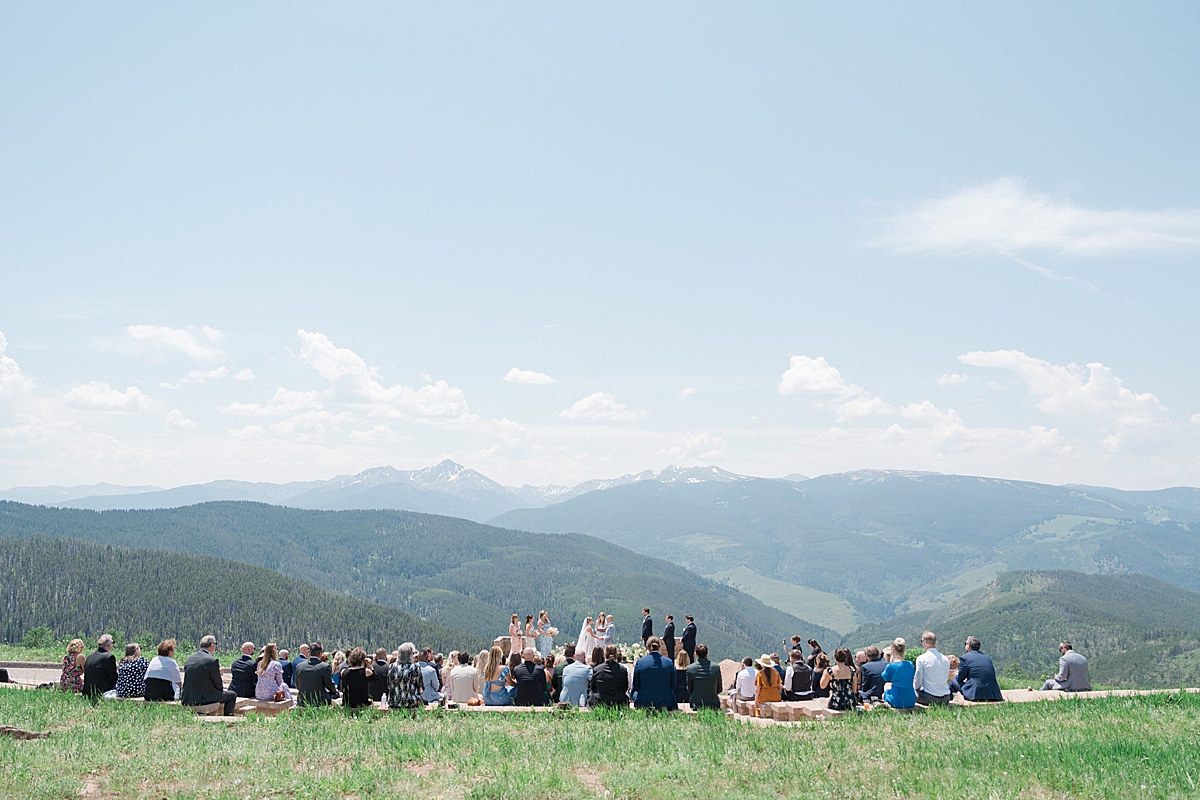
top-left (0, 535), bottom-right (488, 653)
top-left (0, 501), bottom-right (835, 658)
top-left (844, 571), bottom-right (1200, 689)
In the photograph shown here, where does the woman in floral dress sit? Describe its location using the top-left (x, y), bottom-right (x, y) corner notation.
top-left (58, 639), bottom-right (85, 693)
top-left (820, 647), bottom-right (860, 711)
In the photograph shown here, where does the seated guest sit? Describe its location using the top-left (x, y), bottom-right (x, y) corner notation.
top-left (881, 639), bottom-right (916, 709)
top-left (810, 653), bottom-right (831, 698)
top-left (279, 649), bottom-right (292, 688)
top-left (83, 635), bottom-right (118, 699)
top-left (386, 642), bottom-right (425, 711)
top-left (290, 645), bottom-right (309, 689)
top-left (632, 636), bottom-right (677, 711)
top-left (58, 638), bottom-right (86, 694)
top-left (560, 649), bottom-right (593, 707)
top-left (512, 648), bottom-right (548, 706)
top-left (448, 650), bottom-right (482, 706)
top-left (1040, 641), bottom-right (1092, 693)
top-left (913, 631), bottom-right (951, 706)
top-left (673, 649), bottom-right (692, 706)
top-left (589, 645), bottom-right (630, 708)
top-left (947, 655), bottom-right (960, 694)
top-left (340, 647), bottom-right (374, 710)
top-left (255, 642), bottom-right (293, 705)
top-left (858, 645), bottom-right (887, 702)
top-left (144, 639), bottom-right (182, 702)
top-left (754, 654), bottom-right (783, 709)
top-left (367, 648), bottom-right (390, 703)
top-left (416, 649), bottom-right (443, 705)
top-left (115, 643), bottom-right (150, 698)
top-left (295, 641), bottom-right (340, 707)
top-left (685, 644), bottom-right (723, 710)
top-left (482, 645), bottom-right (514, 706)
top-left (552, 644), bottom-right (577, 701)
top-left (230, 642), bottom-right (258, 698)
top-left (734, 657), bottom-right (757, 702)
top-left (181, 635), bottom-right (237, 716)
top-left (329, 650), bottom-right (346, 689)
top-left (784, 649), bottom-right (813, 700)
top-left (819, 647), bottom-right (859, 711)
top-left (955, 636), bottom-right (1004, 702)
top-left (771, 653), bottom-right (786, 682)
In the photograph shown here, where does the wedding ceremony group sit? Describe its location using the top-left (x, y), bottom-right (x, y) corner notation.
top-left (44, 603), bottom-right (1095, 720)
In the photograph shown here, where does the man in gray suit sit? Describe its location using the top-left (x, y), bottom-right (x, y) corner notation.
top-left (1040, 641), bottom-right (1092, 692)
top-left (181, 635), bottom-right (237, 715)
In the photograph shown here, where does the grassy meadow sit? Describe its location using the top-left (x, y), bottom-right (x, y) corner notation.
top-left (2, 688), bottom-right (1199, 799)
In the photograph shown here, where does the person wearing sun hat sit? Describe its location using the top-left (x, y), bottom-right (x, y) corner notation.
top-left (754, 654), bottom-right (783, 707)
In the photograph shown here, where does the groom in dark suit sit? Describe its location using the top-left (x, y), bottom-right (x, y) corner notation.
top-left (662, 615), bottom-right (676, 660)
top-left (641, 608), bottom-right (653, 646)
top-left (680, 615), bottom-right (697, 660)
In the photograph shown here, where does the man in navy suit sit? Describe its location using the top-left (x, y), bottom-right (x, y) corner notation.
top-left (662, 615), bottom-right (676, 660)
top-left (290, 644), bottom-right (309, 689)
top-left (632, 637), bottom-right (677, 711)
top-left (641, 608), bottom-right (653, 646)
top-left (956, 636), bottom-right (1005, 702)
top-left (680, 615), bottom-right (697, 661)
top-left (280, 649), bottom-right (293, 687)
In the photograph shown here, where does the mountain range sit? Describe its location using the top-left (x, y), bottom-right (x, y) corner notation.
top-left (6, 462), bottom-right (1200, 638)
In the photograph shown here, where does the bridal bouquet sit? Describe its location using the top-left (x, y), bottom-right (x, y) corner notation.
top-left (547, 627), bottom-right (559, 636)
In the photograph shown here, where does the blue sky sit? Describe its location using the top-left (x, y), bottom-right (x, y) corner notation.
top-left (2, 3), bottom-right (1199, 490)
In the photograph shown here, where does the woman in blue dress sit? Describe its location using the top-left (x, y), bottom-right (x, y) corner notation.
top-left (881, 638), bottom-right (917, 709)
top-left (482, 645), bottom-right (515, 706)
top-left (536, 610), bottom-right (554, 657)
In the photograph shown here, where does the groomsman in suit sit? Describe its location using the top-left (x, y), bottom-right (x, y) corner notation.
top-left (680, 615), bottom-right (697, 660)
top-left (641, 608), bottom-right (653, 646)
top-left (662, 615), bottom-right (676, 660)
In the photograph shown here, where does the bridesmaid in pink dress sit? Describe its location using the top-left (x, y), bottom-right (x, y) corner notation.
top-left (509, 614), bottom-right (523, 655)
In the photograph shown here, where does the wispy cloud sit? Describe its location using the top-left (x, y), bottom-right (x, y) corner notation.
top-left (159, 366), bottom-right (228, 389)
top-left (503, 367), bottom-right (555, 385)
top-left (126, 325), bottom-right (223, 359)
top-left (65, 381), bottom-right (152, 412)
top-left (0, 331), bottom-right (35, 398)
top-left (881, 178), bottom-right (1200, 256)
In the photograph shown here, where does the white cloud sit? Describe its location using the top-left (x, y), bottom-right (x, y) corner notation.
top-left (233, 369), bottom-right (255, 381)
top-left (65, 382), bottom-right (152, 412)
top-left (348, 424), bottom-right (401, 444)
top-left (165, 409), bottom-right (197, 430)
top-left (503, 367), bottom-right (555, 385)
top-left (881, 177), bottom-right (1200, 256)
top-left (559, 392), bottom-right (645, 422)
top-left (223, 387), bottom-right (324, 416)
top-left (938, 373), bottom-right (968, 386)
top-left (959, 349), bottom-right (1168, 427)
top-left (126, 325), bottom-right (223, 359)
top-left (659, 432), bottom-right (725, 461)
top-left (228, 425), bottom-right (264, 440)
top-left (159, 366), bottom-right (228, 389)
top-left (297, 330), bottom-right (472, 419)
top-left (678, 388), bottom-right (697, 399)
top-left (201, 326), bottom-right (222, 342)
top-left (779, 355), bottom-right (893, 421)
top-left (0, 331), bottom-right (35, 398)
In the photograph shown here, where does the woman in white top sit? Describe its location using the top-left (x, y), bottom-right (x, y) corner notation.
top-left (594, 612), bottom-right (609, 648)
top-left (144, 639), bottom-right (182, 701)
top-left (447, 651), bottom-right (483, 706)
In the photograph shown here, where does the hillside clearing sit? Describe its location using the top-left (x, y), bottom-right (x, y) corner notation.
top-left (2, 689), bottom-right (1198, 799)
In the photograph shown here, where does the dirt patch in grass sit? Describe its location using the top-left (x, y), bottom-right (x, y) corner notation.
top-left (574, 768), bottom-right (609, 796)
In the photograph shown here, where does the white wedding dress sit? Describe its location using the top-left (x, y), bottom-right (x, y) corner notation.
top-left (577, 621), bottom-right (596, 658)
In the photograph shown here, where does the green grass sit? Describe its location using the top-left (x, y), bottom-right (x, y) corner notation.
top-left (707, 566), bottom-right (861, 634)
top-left (2, 689), bottom-right (1199, 799)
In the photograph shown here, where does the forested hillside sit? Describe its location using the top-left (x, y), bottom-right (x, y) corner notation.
top-left (0, 502), bottom-right (833, 657)
top-left (492, 471), bottom-right (1200, 624)
top-left (844, 571), bottom-right (1200, 688)
top-left (0, 536), bottom-right (487, 653)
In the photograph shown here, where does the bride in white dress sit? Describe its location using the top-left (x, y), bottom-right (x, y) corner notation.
top-left (577, 617), bottom-right (596, 660)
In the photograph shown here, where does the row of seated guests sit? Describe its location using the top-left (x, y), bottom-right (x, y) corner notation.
top-left (733, 631), bottom-right (1007, 713)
